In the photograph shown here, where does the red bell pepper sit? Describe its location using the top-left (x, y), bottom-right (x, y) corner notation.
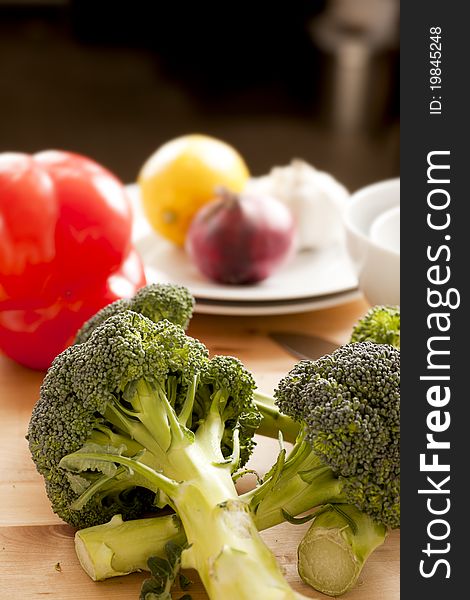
top-left (0, 151), bottom-right (146, 370)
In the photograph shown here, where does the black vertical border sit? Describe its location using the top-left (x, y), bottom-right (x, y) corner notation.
top-left (401, 3), bottom-right (467, 598)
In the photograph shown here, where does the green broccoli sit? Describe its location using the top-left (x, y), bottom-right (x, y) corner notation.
top-left (75, 283), bottom-right (195, 344)
top-left (291, 303), bottom-right (400, 595)
top-left (264, 341), bottom-right (399, 595)
top-left (271, 342), bottom-right (400, 528)
top-left (73, 341), bottom-right (399, 597)
top-left (74, 283), bottom-right (299, 445)
top-left (28, 311), bottom-right (305, 600)
top-left (350, 304), bottom-right (400, 348)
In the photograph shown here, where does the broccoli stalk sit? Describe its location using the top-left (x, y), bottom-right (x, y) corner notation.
top-left (297, 505), bottom-right (387, 596)
top-left (73, 427), bottom-right (391, 595)
top-left (72, 439), bottom-right (367, 590)
top-left (253, 393), bottom-right (300, 443)
top-left (73, 436), bottom-right (342, 582)
top-left (28, 312), bottom-right (306, 600)
top-left (246, 436), bottom-right (344, 531)
top-left (75, 514), bottom-right (185, 581)
top-left (73, 437), bottom-right (344, 583)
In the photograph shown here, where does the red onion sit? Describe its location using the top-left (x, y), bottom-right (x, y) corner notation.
top-left (185, 188), bottom-right (296, 284)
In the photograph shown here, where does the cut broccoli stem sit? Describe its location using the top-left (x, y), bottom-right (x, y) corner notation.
top-left (74, 453), bottom-right (307, 598)
top-left (73, 461), bottom-right (383, 597)
top-left (297, 504), bottom-right (387, 596)
top-left (75, 514), bottom-right (185, 581)
top-left (253, 392), bottom-right (299, 443)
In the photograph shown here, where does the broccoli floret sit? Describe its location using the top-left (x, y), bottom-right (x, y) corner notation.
top-left (350, 305), bottom-right (400, 348)
top-left (195, 355), bottom-right (260, 467)
top-left (274, 342), bottom-right (400, 528)
top-left (28, 311), bottom-right (302, 600)
top-left (74, 283), bottom-right (195, 344)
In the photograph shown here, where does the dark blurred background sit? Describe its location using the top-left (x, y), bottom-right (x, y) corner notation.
top-left (0, 0), bottom-right (399, 190)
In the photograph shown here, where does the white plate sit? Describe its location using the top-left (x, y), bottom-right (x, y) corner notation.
top-left (127, 184), bottom-right (358, 309)
top-left (194, 289), bottom-right (362, 316)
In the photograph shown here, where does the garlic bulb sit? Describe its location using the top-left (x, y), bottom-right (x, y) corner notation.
top-left (245, 160), bottom-right (349, 250)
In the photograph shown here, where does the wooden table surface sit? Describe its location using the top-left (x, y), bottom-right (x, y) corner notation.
top-left (0, 298), bottom-right (399, 600)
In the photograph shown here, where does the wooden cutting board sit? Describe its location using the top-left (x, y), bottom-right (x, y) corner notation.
top-left (0, 299), bottom-right (399, 599)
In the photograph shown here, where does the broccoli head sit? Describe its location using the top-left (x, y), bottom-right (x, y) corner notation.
top-left (28, 310), bottom-right (305, 600)
top-left (274, 341), bottom-right (400, 528)
top-left (76, 283), bottom-right (299, 446)
top-left (75, 283), bottom-right (195, 344)
top-left (28, 312), bottom-right (207, 526)
top-left (28, 311), bottom-right (262, 527)
top-left (350, 305), bottom-right (400, 348)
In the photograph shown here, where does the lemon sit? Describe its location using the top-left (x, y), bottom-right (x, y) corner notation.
top-left (138, 134), bottom-right (250, 246)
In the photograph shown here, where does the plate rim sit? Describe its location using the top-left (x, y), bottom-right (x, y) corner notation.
top-left (193, 289), bottom-right (363, 316)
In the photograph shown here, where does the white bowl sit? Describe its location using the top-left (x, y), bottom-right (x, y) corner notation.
top-left (370, 205), bottom-right (400, 253)
top-left (343, 178), bottom-right (400, 306)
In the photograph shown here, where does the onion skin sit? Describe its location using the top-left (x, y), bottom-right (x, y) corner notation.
top-left (185, 189), bottom-right (296, 284)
